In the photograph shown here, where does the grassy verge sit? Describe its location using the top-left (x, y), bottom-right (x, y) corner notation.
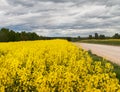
top-left (88, 50), bottom-right (120, 80)
top-left (80, 39), bottom-right (120, 46)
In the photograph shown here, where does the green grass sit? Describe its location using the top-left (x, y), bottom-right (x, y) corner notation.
top-left (80, 39), bottom-right (120, 46)
top-left (88, 50), bottom-right (120, 80)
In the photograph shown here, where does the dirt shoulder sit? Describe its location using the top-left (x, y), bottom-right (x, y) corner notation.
top-left (74, 42), bottom-right (120, 65)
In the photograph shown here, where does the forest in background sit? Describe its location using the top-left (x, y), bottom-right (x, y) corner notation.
top-left (0, 28), bottom-right (120, 42)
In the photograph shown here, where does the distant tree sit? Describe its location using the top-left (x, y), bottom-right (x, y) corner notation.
top-left (20, 31), bottom-right (29, 41)
top-left (39, 36), bottom-right (44, 40)
top-left (78, 36), bottom-right (81, 39)
top-left (0, 28), bottom-right (9, 42)
top-left (30, 32), bottom-right (40, 40)
top-left (99, 34), bottom-right (105, 39)
top-left (66, 37), bottom-right (72, 41)
top-left (95, 33), bottom-right (99, 39)
top-left (112, 33), bottom-right (120, 39)
top-left (77, 36), bottom-right (81, 40)
top-left (8, 30), bottom-right (16, 41)
top-left (89, 35), bottom-right (92, 39)
top-left (14, 32), bottom-right (21, 41)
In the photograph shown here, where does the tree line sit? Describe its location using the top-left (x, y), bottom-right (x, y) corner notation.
top-left (0, 28), bottom-right (120, 42)
top-left (0, 28), bottom-right (42, 42)
top-left (88, 33), bottom-right (120, 39)
top-left (0, 28), bottom-right (73, 42)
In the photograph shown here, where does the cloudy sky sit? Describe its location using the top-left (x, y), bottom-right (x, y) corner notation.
top-left (0, 0), bottom-right (120, 37)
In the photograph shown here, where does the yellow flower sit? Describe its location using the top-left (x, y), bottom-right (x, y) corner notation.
top-left (0, 40), bottom-right (119, 92)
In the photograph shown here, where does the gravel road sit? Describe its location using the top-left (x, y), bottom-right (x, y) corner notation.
top-left (75, 43), bottom-right (120, 65)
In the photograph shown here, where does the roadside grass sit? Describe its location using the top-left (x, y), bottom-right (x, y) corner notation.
top-left (88, 50), bottom-right (120, 80)
top-left (80, 39), bottom-right (120, 46)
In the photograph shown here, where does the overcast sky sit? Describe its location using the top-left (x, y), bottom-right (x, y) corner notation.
top-left (0, 0), bottom-right (120, 37)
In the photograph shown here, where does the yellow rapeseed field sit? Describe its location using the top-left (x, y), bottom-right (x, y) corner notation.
top-left (0, 40), bottom-right (120, 92)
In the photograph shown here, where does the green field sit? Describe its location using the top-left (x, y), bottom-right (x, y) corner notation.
top-left (80, 39), bottom-right (120, 46)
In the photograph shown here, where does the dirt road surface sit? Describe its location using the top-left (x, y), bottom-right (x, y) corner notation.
top-left (75, 43), bottom-right (120, 65)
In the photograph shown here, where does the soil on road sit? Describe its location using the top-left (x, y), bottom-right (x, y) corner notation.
top-left (75, 43), bottom-right (120, 65)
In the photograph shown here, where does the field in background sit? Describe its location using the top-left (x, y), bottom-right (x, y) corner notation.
top-left (0, 40), bottom-right (120, 91)
top-left (79, 39), bottom-right (120, 46)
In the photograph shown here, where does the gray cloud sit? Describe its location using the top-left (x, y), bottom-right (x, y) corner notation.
top-left (0, 0), bottom-right (120, 37)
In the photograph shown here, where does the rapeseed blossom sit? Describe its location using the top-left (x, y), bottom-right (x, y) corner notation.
top-left (0, 40), bottom-right (120, 92)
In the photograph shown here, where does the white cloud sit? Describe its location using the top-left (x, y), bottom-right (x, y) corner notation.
top-left (0, 0), bottom-right (119, 37)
